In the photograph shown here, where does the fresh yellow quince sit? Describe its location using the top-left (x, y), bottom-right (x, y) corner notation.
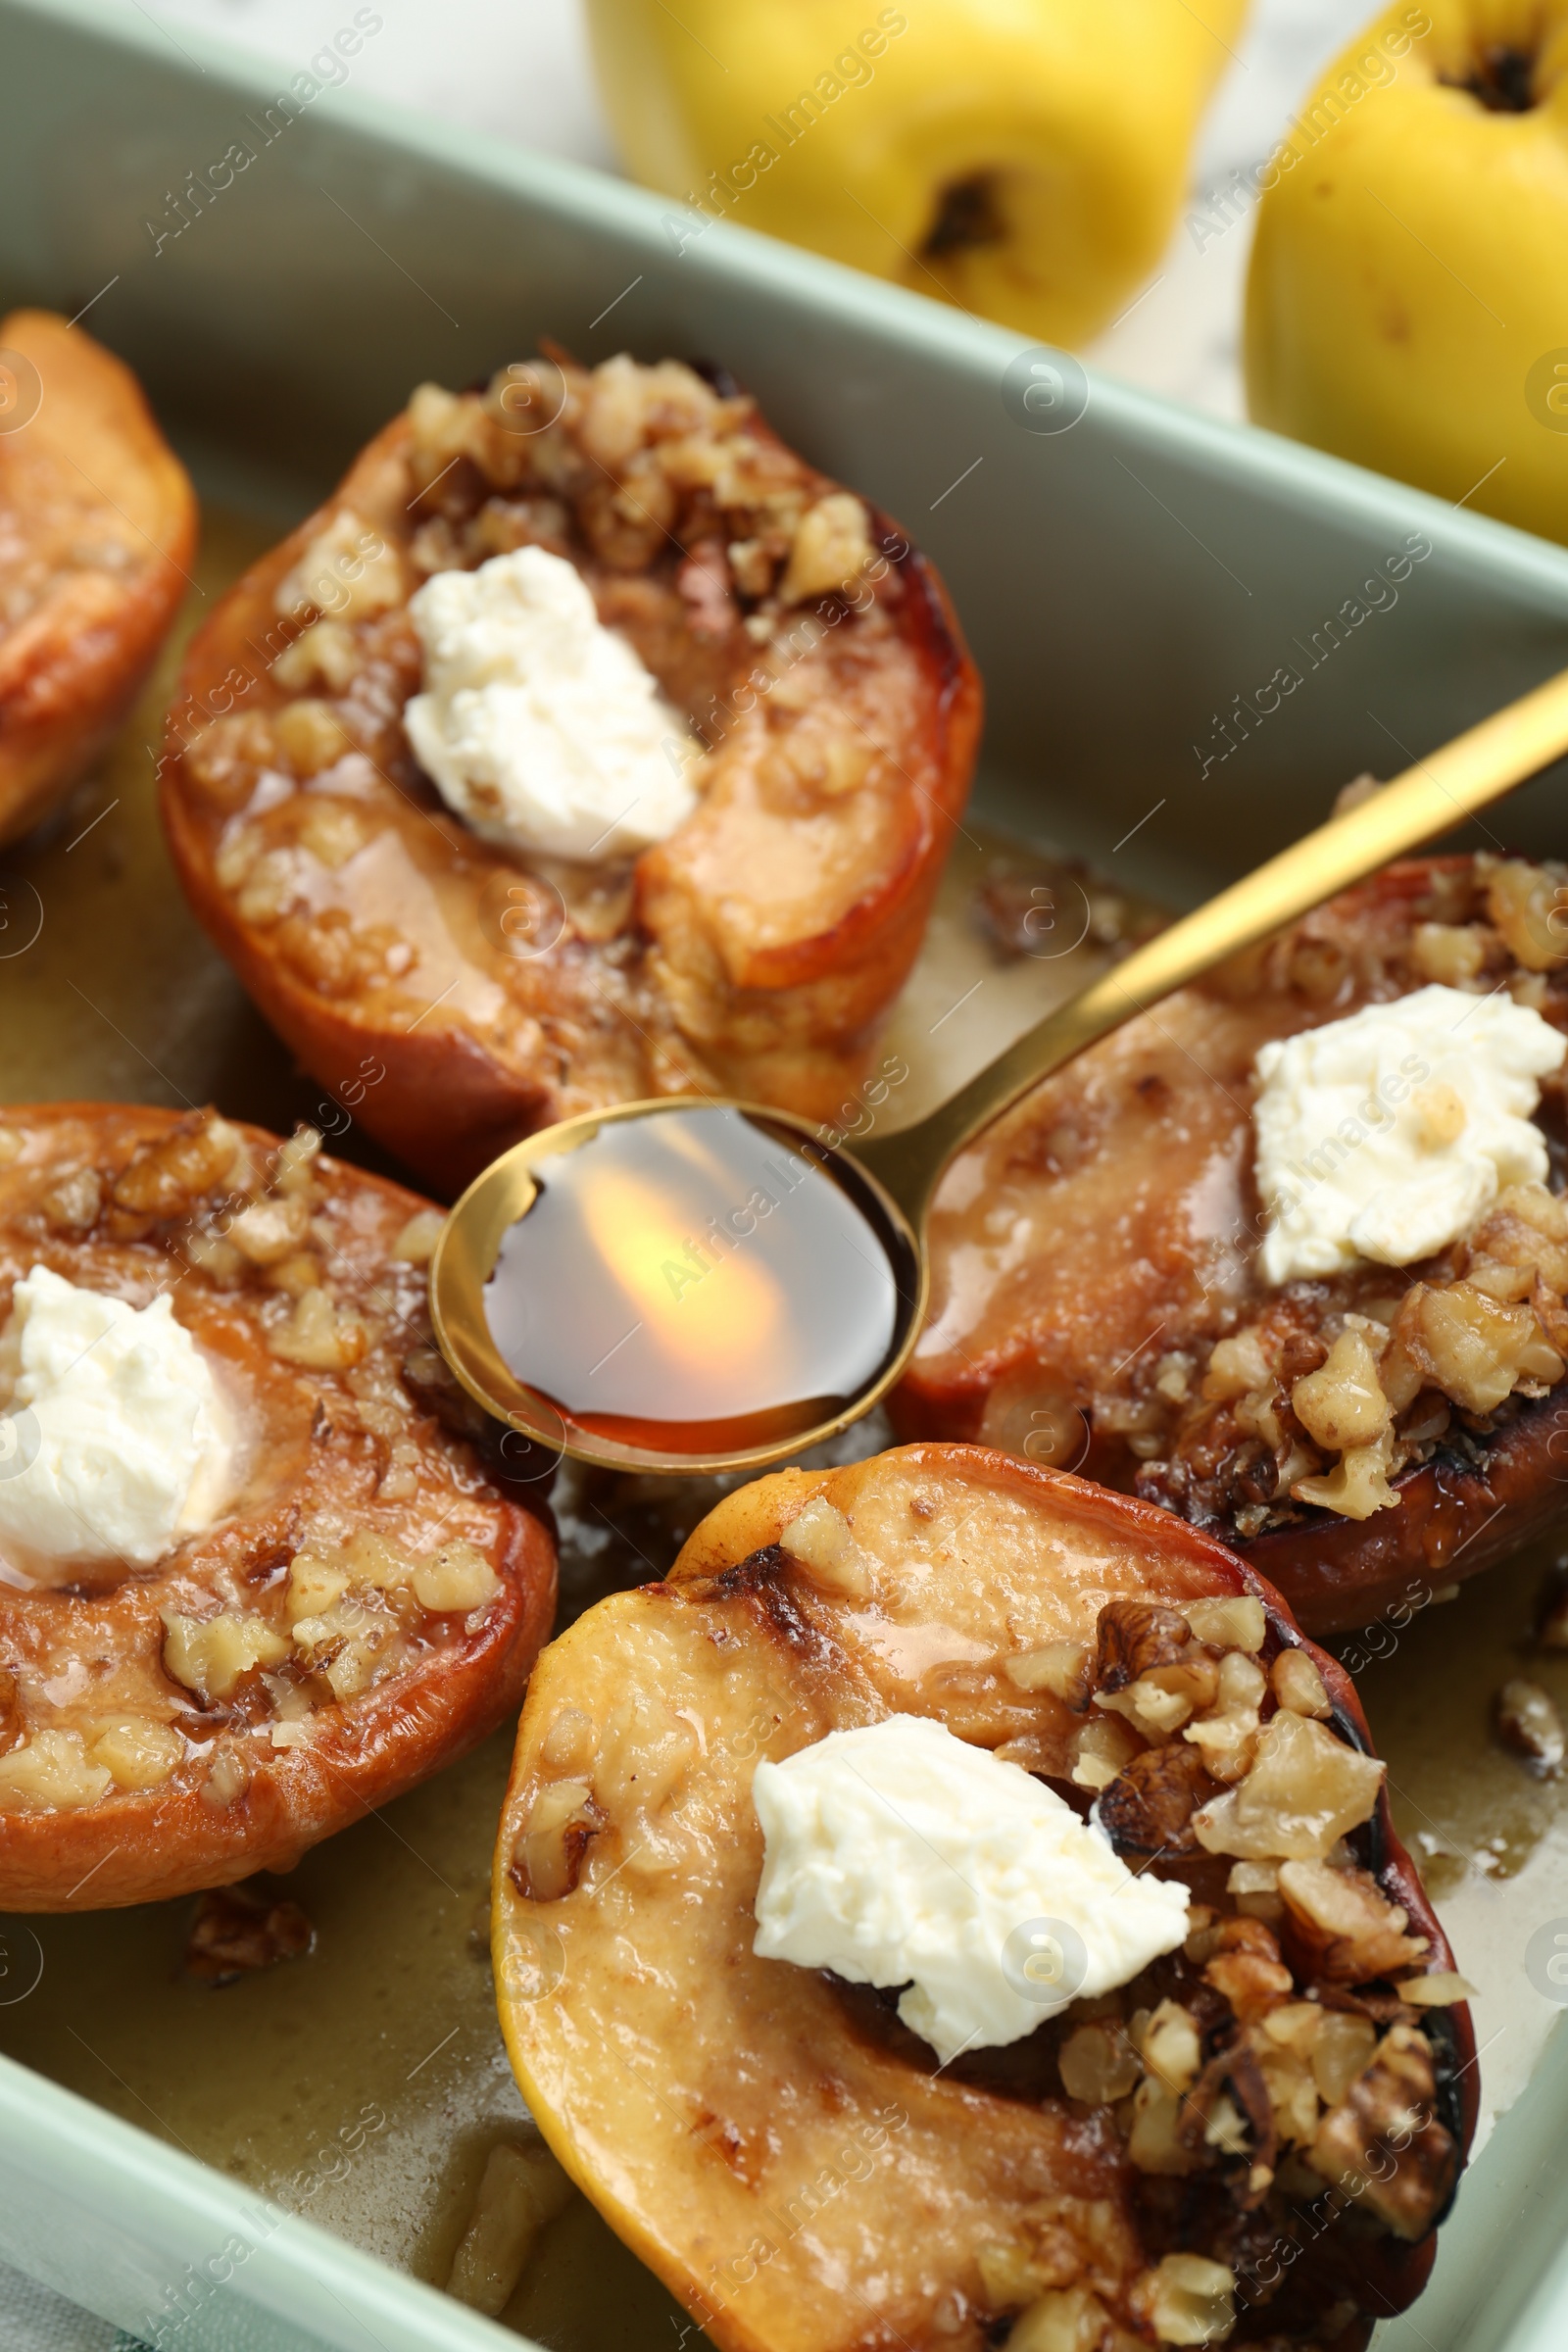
top-left (587, 0), bottom-right (1250, 349)
top-left (1246, 1), bottom-right (1568, 543)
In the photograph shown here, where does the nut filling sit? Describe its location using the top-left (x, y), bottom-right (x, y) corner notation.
top-left (899, 857), bottom-right (1568, 1628)
top-left (161, 352), bottom-right (980, 1192)
top-left (0, 1104), bottom-right (556, 1910)
top-left (492, 1446), bottom-right (1472, 2352)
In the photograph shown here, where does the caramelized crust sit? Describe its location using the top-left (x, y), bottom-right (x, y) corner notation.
top-left (159, 354), bottom-right (980, 1195)
top-left (0, 1103), bottom-right (556, 1910)
top-left (0, 311), bottom-right (196, 844)
top-left (493, 1445), bottom-right (1473, 2352)
top-left (894, 858), bottom-right (1568, 1634)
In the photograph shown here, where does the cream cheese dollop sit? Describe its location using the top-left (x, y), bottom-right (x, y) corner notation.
top-left (0, 1267), bottom-right (233, 1573)
top-left (752, 1714), bottom-right (1189, 2065)
top-left (403, 545), bottom-right (700, 862)
top-left (1253, 983), bottom-right (1567, 1284)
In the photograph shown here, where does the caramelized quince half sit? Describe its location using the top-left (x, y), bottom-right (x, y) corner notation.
top-left (0, 1103), bottom-right (556, 1910)
top-left (494, 1443), bottom-right (1474, 2352)
top-left (0, 310), bottom-right (196, 844)
top-left (895, 856), bottom-right (1568, 1635)
top-left (160, 350), bottom-right (980, 1195)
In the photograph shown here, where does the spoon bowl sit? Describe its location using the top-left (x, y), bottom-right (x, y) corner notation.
top-left (432, 665), bottom-right (1568, 1475)
top-left (430, 1096), bottom-right (925, 1476)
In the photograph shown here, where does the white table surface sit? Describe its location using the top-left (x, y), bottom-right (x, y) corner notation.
top-left (12, 0), bottom-right (1380, 2342)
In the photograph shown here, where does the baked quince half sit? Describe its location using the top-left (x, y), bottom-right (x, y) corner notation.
top-left (494, 1443), bottom-right (1474, 2352)
top-left (0, 309), bottom-right (196, 844)
top-left (160, 350), bottom-right (980, 1196)
top-left (895, 854), bottom-right (1568, 1636)
top-left (0, 1103), bottom-right (555, 1910)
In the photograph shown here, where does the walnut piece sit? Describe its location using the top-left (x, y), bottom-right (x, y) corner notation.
top-left (1310, 2022), bottom-right (1459, 2241)
top-left (1494, 1678), bottom-right (1565, 1775)
top-left (184, 1882), bottom-right (314, 1986)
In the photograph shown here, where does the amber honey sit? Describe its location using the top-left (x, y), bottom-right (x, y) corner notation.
top-left (481, 1104), bottom-right (916, 1455)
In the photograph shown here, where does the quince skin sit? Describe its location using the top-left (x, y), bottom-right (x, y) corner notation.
top-left (1246, 1), bottom-right (1568, 542)
top-left (587, 0), bottom-right (1250, 349)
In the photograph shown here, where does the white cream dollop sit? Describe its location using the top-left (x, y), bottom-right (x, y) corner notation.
top-left (0, 1267), bottom-right (233, 1573)
top-left (752, 1714), bottom-right (1189, 2066)
top-left (403, 545), bottom-right (699, 862)
top-left (1253, 984), bottom-right (1567, 1284)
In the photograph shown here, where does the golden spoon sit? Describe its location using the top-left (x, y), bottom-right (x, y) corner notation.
top-left (430, 667), bottom-right (1568, 1477)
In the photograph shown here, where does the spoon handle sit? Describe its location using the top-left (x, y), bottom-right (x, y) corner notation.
top-left (852, 663), bottom-right (1568, 1221)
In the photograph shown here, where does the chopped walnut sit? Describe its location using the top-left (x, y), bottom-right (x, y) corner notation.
top-left (270, 1286), bottom-right (367, 1370)
top-left (229, 1192), bottom-right (312, 1265)
top-left (1202, 1328), bottom-right (1272, 1401)
top-left (87, 1716), bottom-right (183, 1789)
top-left (110, 1112), bottom-right (236, 1221)
top-left (1388, 1280), bottom-right (1563, 1418)
top-left (1270, 1647), bottom-right (1332, 1719)
top-left (1067, 1714), bottom-right (1141, 1792)
top-left (1183, 1596), bottom-right (1265, 1652)
top-left (779, 493), bottom-right (874, 605)
top-left (1411, 920), bottom-right (1488, 987)
top-left (200, 1740), bottom-right (252, 1811)
top-left (1181, 1649), bottom-right (1266, 1786)
top-left (272, 616), bottom-right (362, 693)
top-left (1004, 2284), bottom-right (1111, 2352)
top-left (1136, 1999), bottom-right (1201, 2094)
top-left (181, 710), bottom-right (279, 809)
top-left (1226, 1859), bottom-right (1283, 1922)
top-left (1057, 2019), bottom-right (1141, 2105)
top-left (1131, 2253), bottom-right (1235, 2347)
top-left (1277, 1859), bottom-right (1430, 1981)
top-left (392, 1207), bottom-right (445, 1264)
top-left (1092, 1600), bottom-right (1193, 1692)
top-left (1494, 1677), bottom-right (1565, 1775)
top-left (163, 1609), bottom-right (290, 1703)
top-left (272, 909), bottom-right (413, 999)
top-left (1399, 1972), bottom-right (1478, 2008)
top-left (0, 1729), bottom-right (111, 1810)
top-left (1293, 1427), bottom-right (1398, 1521)
top-left (1201, 1915), bottom-right (1294, 2020)
top-left (512, 1779), bottom-right (599, 1900)
top-left (1193, 1713), bottom-right (1385, 1861)
top-left (40, 1166), bottom-right (101, 1232)
top-left (1290, 1328), bottom-right (1392, 1451)
top-left (274, 699), bottom-right (355, 779)
top-left (184, 1882), bottom-right (314, 1986)
top-left (1097, 1742), bottom-right (1214, 1855)
top-left (1096, 1654), bottom-right (1217, 1739)
top-left (297, 799), bottom-right (370, 869)
top-left (275, 509), bottom-right (404, 624)
top-left (1126, 2074), bottom-right (1198, 2177)
top-left (1310, 2022), bottom-right (1458, 2240)
top-left (1485, 857), bottom-right (1568, 972)
top-left (234, 847), bottom-right (300, 927)
top-left (1004, 1641), bottom-right (1092, 1706)
top-left (779, 1497), bottom-right (872, 1597)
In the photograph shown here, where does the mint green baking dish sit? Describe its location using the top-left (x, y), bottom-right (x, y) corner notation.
top-left (3, 0), bottom-right (1568, 2345)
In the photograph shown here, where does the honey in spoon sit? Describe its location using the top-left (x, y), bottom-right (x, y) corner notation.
top-left (435, 1101), bottom-right (920, 1468)
top-left (431, 665), bottom-right (1568, 1474)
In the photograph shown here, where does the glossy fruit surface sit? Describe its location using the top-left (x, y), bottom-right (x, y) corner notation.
top-left (495, 1442), bottom-right (1473, 2352)
top-left (0, 310), bottom-right (196, 844)
top-left (161, 354), bottom-right (978, 1195)
top-left (0, 1102), bottom-right (556, 1909)
top-left (895, 856), bottom-right (1568, 1635)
